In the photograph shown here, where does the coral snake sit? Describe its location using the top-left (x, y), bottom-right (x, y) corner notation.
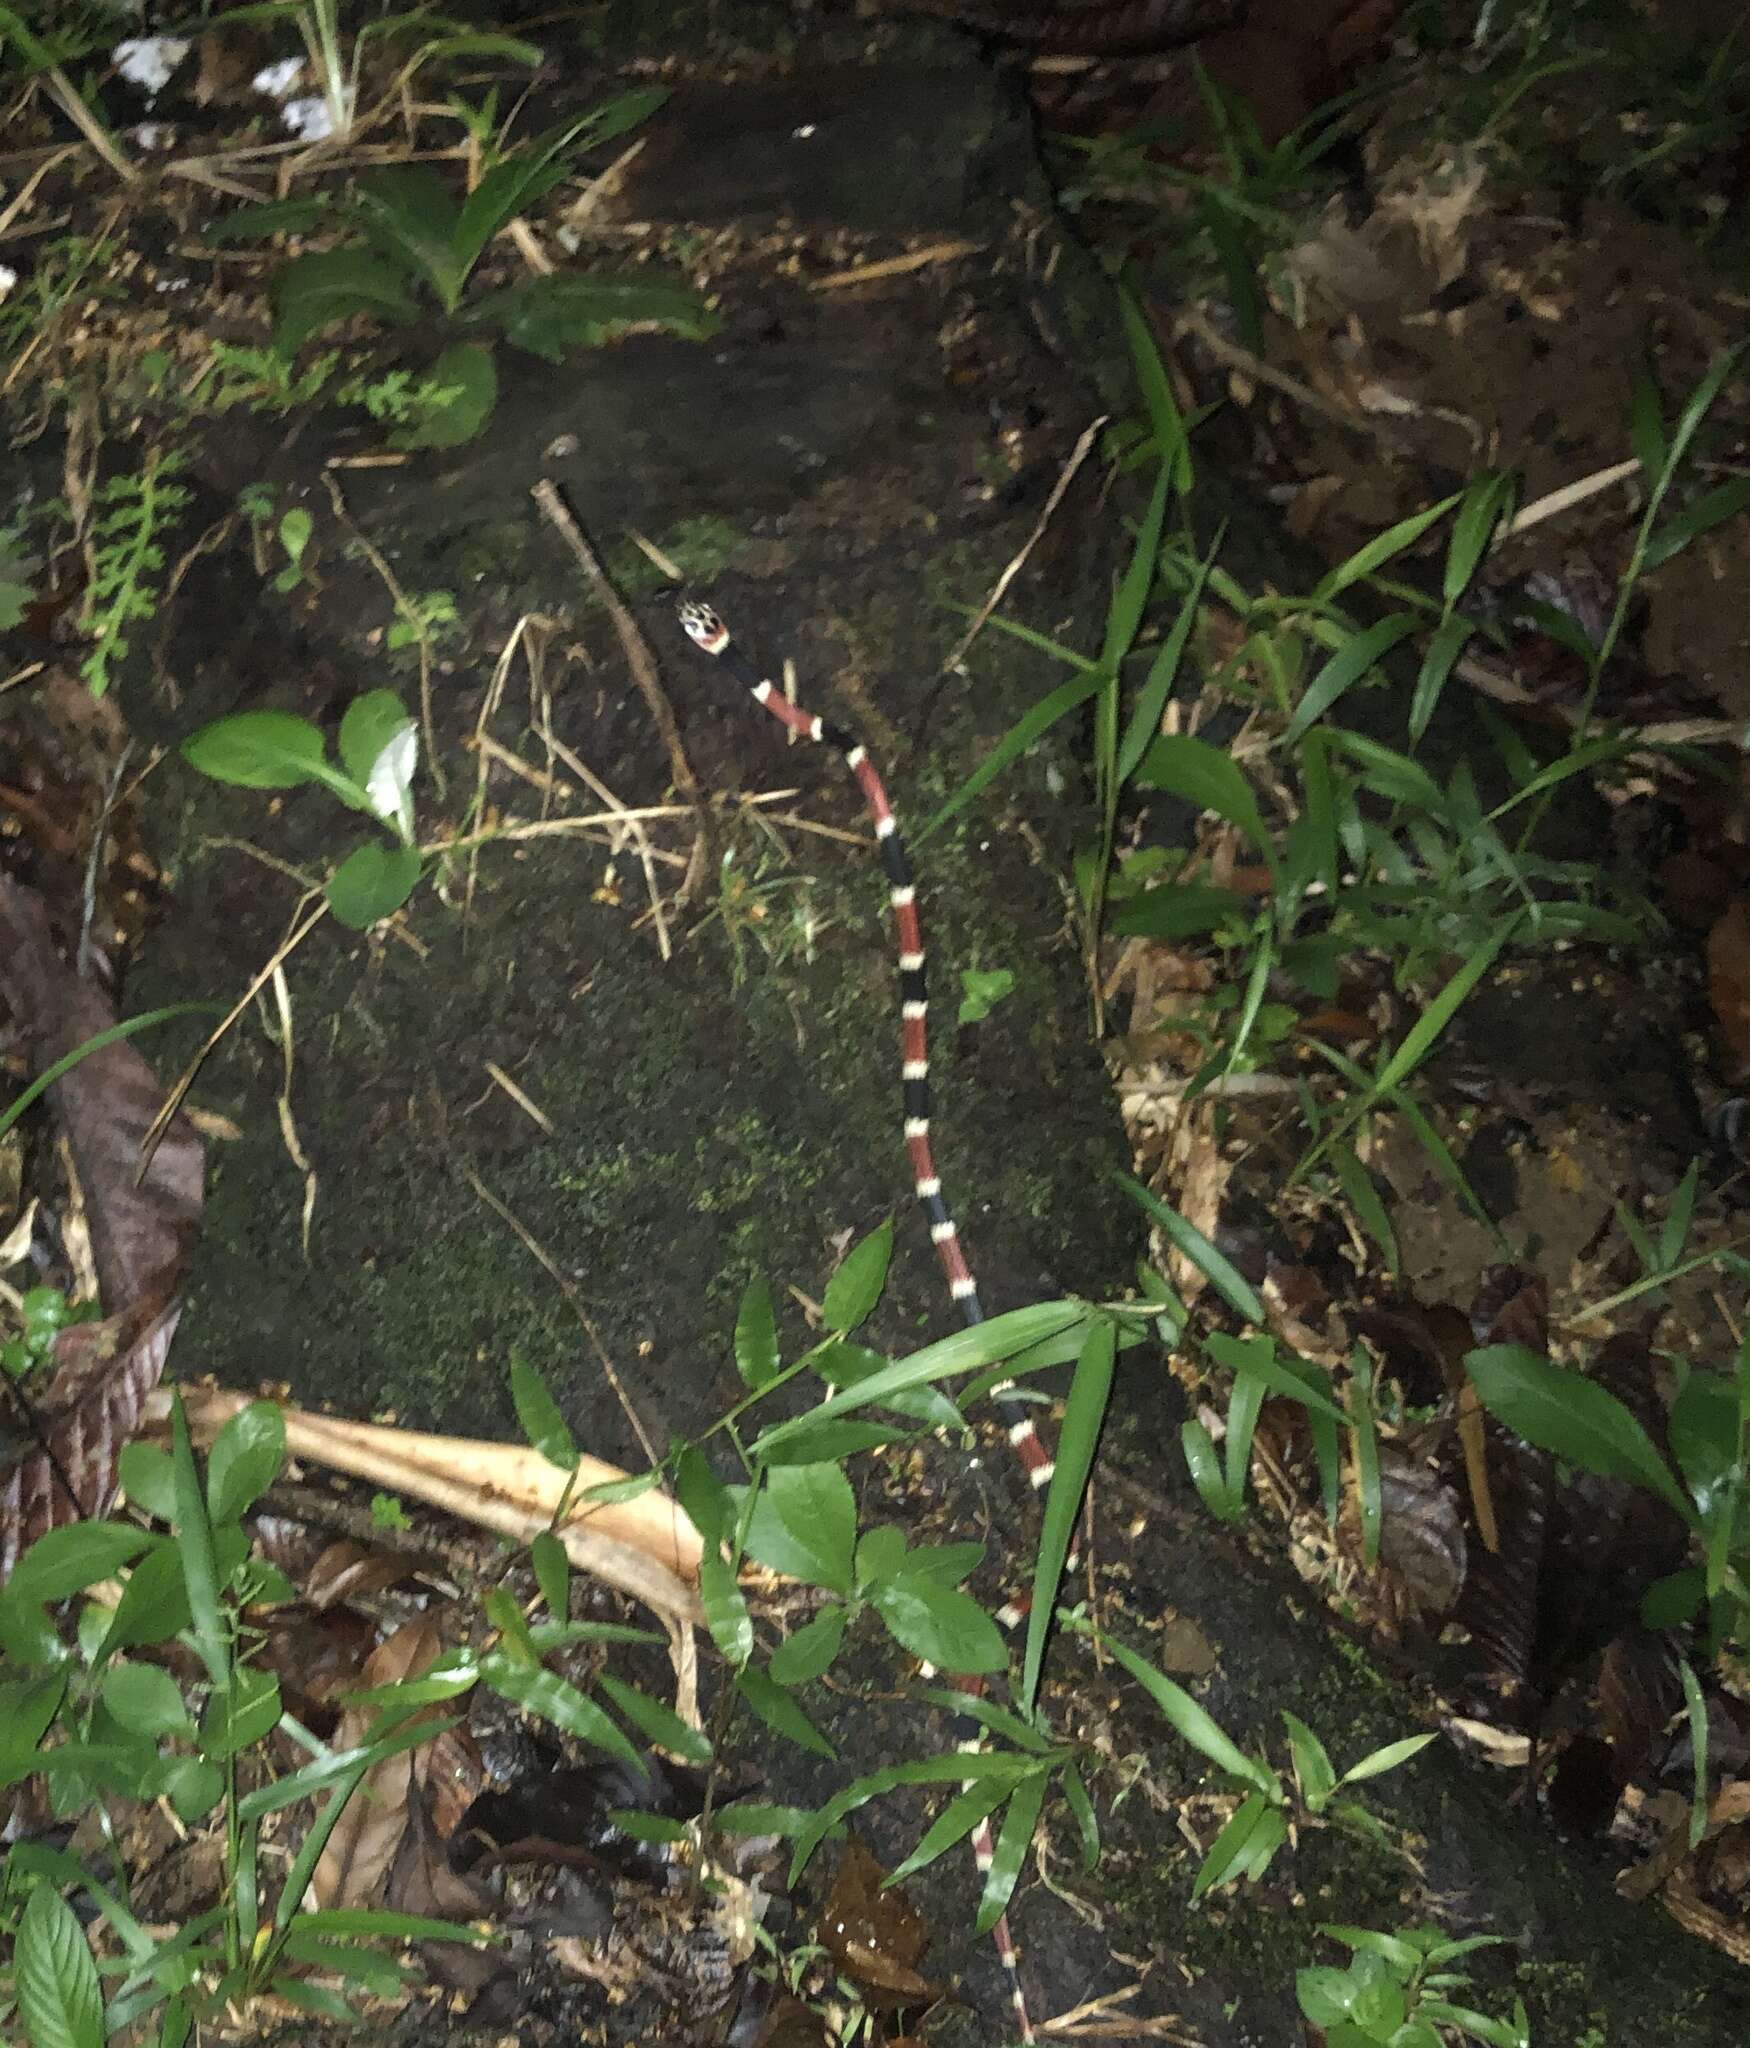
top-left (678, 600), bottom-right (1056, 2043)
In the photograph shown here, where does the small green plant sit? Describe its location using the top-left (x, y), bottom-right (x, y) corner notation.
top-left (1076, 1617), bottom-right (1433, 1899)
top-left (956, 966), bottom-right (1015, 1026)
top-left (181, 688), bottom-right (424, 928)
top-left (0, 1286), bottom-right (100, 1381)
top-left (0, 1396), bottom-right (490, 2038)
top-left (206, 90), bottom-right (712, 444)
top-left (75, 448), bottom-right (191, 697)
top-left (1299, 1924), bottom-right (1530, 2048)
top-left (213, 0), bottom-right (543, 146)
top-left (0, 518), bottom-right (30, 630)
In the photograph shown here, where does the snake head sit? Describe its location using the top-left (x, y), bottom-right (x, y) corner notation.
top-left (677, 600), bottom-right (727, 651)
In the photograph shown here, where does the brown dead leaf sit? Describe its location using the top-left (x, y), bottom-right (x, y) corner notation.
top-left (818, 1837), bottom-right (938, 2008)
top-left (1706, 898), bottom-right (1750, 1084)
top-left (312, 1617), bottom-right (444, 1910)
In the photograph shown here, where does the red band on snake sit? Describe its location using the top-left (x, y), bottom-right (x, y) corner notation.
top-left (677, 598), bottom-right (1048, 2041)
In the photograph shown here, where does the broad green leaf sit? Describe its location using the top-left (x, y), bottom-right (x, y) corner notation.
top-left (7, 1523), bottom-right (155, 1606)
top-left (390, 341), bottom-right (499, 450)
top-left (1669, 1370), bottom-right (1737, 1521)
top-left (206, 1400), bottom-right (285, 1525)
top-left (855, 1525), bottom-right (908, 1588)
top-left (868, 1573), bottom-right (1006, 1672)
top-left (736, 1665), bottom-right (835, 1759)
top-left (749, 1463), bottom-right (857, 1595)
top-left (167, 1393), bottom-right (227, 1690)
top-left (1628, 360), bottom-right (1668, 480)
top-left (1134, 733), bottom-right (1272, 862)
top-left (1110, 880), bottom-right (1248, 939)
top-left (510, 1352), bottom-right (577, 1468)
top-left (597, 1674), bottom-right (712, 1765)
top-left (768, 1606), bottom-right (848, 1685)
top-left (164, 1754), bottom-right (224, 1825)
top-left (180, 710), bottom-right (329, 791)
top-left (16, 1882), bottom-right (104, 2048)
top-left (479, 1655), bottom-right (641, 1769)
top-left (1323, 728), bottom-right (1447, 814)
top-left (734, 1276), bottom-right (780, 1389)
top-left (352, 163), bottom-right (464, 302)
top-left (760, 1419), bottom-right (901, 1465)
top-left (1099, 462), bottom-right (1171, 671)
top-left (1023, 1320), bottom-right (1113, 1714)
top-left (0, 1674), bottom-right (69, 1791)
top-left (675, 1446), bottom-right (732, 1551)
top-left (823, 1217), bottom-right (893, 1334)
top-left (1118, 283), bottom-right (1193, 488)
top-left (201, 1667), bottom-right (282, 1758)
top-left (326, 840), bottom-right (422, 929)
top-left (270, 248), bottom-right (420, 357)
top-left (1465, 1344), bottom-right (1691, 1518)
top-left (338, 691), bottom-right (417, 823)
top-left (477, 273), bottom-right (716, 363)
top-left (101, 1662), bottom-right (194, 1740)
top-left (117, 1441), bottom-right (177, 1523)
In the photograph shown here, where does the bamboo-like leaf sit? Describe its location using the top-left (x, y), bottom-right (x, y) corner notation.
top-left (1021, 1321), bottom-right (1113, 1714)
top-left (975, 1766), bottom-right (1049, 1933)
top-left (1116, 1176), bottom-right (1264, 1322)
top-left (1283, 614), bottom-right (1419, 747)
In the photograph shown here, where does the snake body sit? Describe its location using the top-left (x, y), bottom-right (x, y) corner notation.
top-left (677, 599), bottom-right (1050, 2041)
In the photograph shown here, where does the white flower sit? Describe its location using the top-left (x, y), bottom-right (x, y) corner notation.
top-left (252, 57), bottom-right (305, 101)
top-left (113, 37), bottom-right (190, 98)
top-left (365, 725), bottom-right (418, 842)
top-left (279, 93), bottom-right (344, 140)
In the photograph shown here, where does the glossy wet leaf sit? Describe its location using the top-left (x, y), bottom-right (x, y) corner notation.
top-left (734, 1275), bottom-right (780, 1389)
top-left (768, 1606), bottom-right (848, 1685)
top-left (749, 1462), bottom-right (857, 1594)
top-left (206, 1400), bottom-right (286, 1524)
top-left (1465, 1344), bottom-right (1691, 1519)
top-left (823, 1217), bottom-right (893, 1334)
top-left (326, 841), bottom-right (421, 929)
top-left (869, 1573), bottom-right (1006, 1672)
top-left (736, 1664), bottom-right (835, 1759)
top-left (16, 1882), bottom-right (103, 2048)
top-left (510, 1353), bottom-right (577, 1468)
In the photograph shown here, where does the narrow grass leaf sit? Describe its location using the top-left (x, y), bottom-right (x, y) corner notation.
top-left (1646, 475), bottom-right (1750, 570)
top-left (510, 1353), bottom-right (577, 1468)
top-left (1372, 917), bottom-right (1520, 1097)
top-left (1349, 1347), bottom-right (1382, 1567)
top-left (788, 1751), bottom-right (1036, 1883)
top-left (886, 1778), bottom-right (1012, 1883)
top-left (1336, 1732), bottom-right (1435, 1786)
top-left (1118, 284), bottom-right (1192, 487)
top-left (1312, 491), bottom-right (1463, 603)
top-left (1628, 360), bottom-right (1668, 480)
top-left (1408, 612), bottom-right (1475, 747)
top-left (1443, 471), bottom-right (1513, 606)
top-left (598, 1674), bottom-right (712, 1765)
top-left (1091, 1628), bottom-right (1273, 1791)
top-left (1181, 1418), bottom-right (1231, 1518)
top-left (1101, 463), bottom-right (1172, 669)
top-left (1022, 1320), bottom-right (1114, 1714)
top-left (1192, 1790), bottom-right (1271, 1898)
top-left (1331, 1143), bottom-right (1398, 1278)
top-left (1284, 614), bottom-right (1419, 747)
top-left (1117, 1175), bottom-right (1263, 1322)
top-left (167, 1394), bottom-right (227, 1691)
top-left (1117, 533), bottom-right (1221, 785)
top-left (922, 664), bottom-right (1104, 842)
top-left (1061, 1764), bottom-right (1100, 1868)
top-left (975, 1767), bottom-right (1049, 1933)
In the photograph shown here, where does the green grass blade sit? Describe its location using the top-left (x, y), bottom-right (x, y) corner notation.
top-left (1021, 1320), bottom-right (1114, 1715)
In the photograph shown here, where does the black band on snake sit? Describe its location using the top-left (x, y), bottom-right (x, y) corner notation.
top-left (677, 598), bottom-right (1051, 2042)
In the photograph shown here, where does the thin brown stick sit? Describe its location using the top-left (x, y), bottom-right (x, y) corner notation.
top-left (941, 413), bottom-right (1110, 674)
top-left (530, 480), bottom-right (703, 806)
top-left (463, 1166), bottom-right (667, 1469)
